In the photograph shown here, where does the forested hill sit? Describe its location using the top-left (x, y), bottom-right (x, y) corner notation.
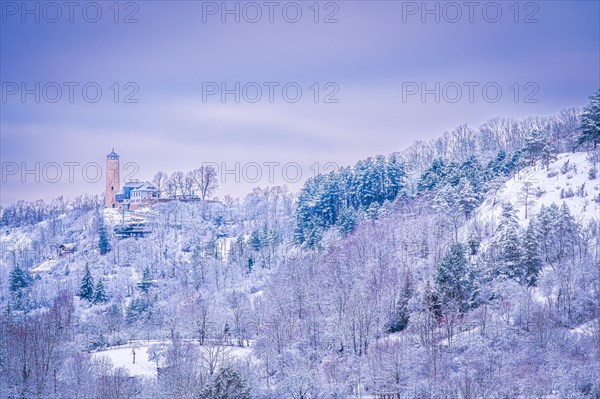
top-left (294, 105), bottom-right (589, 248)
top-left (1, 91), bottom-right (599, 398)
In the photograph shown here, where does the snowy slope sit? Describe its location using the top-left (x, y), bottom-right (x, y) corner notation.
top-left (474, 151), bottom-right (600, 230)
top-left (103, 207), bottom-right (157, 227)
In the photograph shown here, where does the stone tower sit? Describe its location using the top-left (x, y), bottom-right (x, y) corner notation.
top-left (105, 149), bottom-right (120, 208)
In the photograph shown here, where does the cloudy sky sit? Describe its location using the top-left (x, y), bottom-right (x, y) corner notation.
top-left (1, 0), bottom-right (599, 204)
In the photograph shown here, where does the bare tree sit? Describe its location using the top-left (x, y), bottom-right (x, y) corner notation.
top-left (183, 172), bottom-right (196, 199)
top-left (170, 171), bottom-right (186, 199)
top-left (152, 171), bottom-right (168, 198)
top-left (199, 345), bottom-right (230, 376)
top-left (164, 178), bottom-right (177, 199)
top-left (190, 166), bottom-right (219, 200)
top-left (518, 181), bottom-right (536, 219)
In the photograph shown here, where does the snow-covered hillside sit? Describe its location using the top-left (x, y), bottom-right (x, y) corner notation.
top-left (2, 116), bottom-right (600, 398)
top-left (475, 151), bottom-right (599, 229)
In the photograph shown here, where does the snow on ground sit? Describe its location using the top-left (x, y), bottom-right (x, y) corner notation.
top-left (102, 207), bottom-right (122, 226)
top-left (31, 258), bottom-right (59, 273)
top-left (475, 152), bottom-right (599, 229)
top-left (570, 318), bottom-right (600, 336)
top-left (92, 340), bottom-right (254, 378)
top-left (93, 345), bottom-right (157, 377)
top-left (103, 207), bottom-right (156, 227)
top-left (470, 152), bottom-right (599, 340)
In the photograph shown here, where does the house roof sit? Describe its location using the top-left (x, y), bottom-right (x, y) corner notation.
top-left (131, 182), bottom-right (159, 192)
top-left (32, 258), bottom-right (59, 273)
top-left (106, 148), bottom-right (119, 158)
top-left (123, 180), bottom-right (144, 188)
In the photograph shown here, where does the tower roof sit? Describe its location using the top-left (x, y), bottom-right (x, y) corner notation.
top-left (106, 148), bottom-right (119, 158)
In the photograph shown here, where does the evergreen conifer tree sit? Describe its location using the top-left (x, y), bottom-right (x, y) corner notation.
top-left (435, 243), bottom-right (474, 313)
top-left (522, 217), bottom-right (543, 286)
top-left (457, 178), bottom-right (480, 219)
top-left (199, 366), bottom-right (250, 399)
top-left (93, 279), bottom-right (108, 304)
top-left (494, 202), bottom-right (524, 280)
top-left (249, 229), bottom-right (262, 251)
top-left (337, 204), bottom-right (357, 237)
top-left (78, 265), bottom-right (95, 302)
top-left (523, 131), bottom-right (546, 165)
top-left (138, 266), bottom-right (154, 294)
top-left (98, 217), bottom-right (110, 255)
top-left (578, 89), bottom-right (600, 149)
top-left (9, 265), bottom-right (32, 293)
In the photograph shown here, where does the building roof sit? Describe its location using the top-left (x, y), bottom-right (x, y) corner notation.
top-left (32, 258), bottom-right (59, 273)
top-left (123, 180), bottom-right (144, 188)
top-left (131, 182), bottom-right (159, 192)
top-left (106, 148), bottom-right (119, 158)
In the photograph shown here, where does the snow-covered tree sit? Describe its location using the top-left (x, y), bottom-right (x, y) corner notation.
top-left (578, 89), bottom-right (600, 149)
top-left (138, 266), bottom-right (155, 294)
top-left (457, 178), bottom-right (480, 219)
top-left (93, 279), bottom-right (108, 304)
top-left (78, 265), bottom-right (95, 302)
top-left (555, 202), bottom-right (579, 260)
top-left (522, 217), bottom-right (543, 286)
top-left (386, 272), bottom-right (413, 333)
top-left (493, 202), bottom-right (525, 280)
top-left (523, 130), bottom-right (546, 165)
top-left (98, 217), bottom-right (110, 255)
top-left (249, 228), bottom-right (262, 251)
top-left (518, 181), bottom-right (537, 220)
top-left (337, 204), bottom-right (357, 237)
top-left (9, 265), bottom-right (32, 293)
top-left (435, 243), bottom-right (475, 313)
top-left (152, 170), bottom-right (168, 197)
top-left (190, 165), bottom-right (219, 200)
top-left (541, 141), bottom-right (557, 170)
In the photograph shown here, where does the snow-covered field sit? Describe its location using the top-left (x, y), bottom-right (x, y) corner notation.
top-left (93, 344), bottom-right (157, 377)
top-left (92, 340), bottom-right (254, 378)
